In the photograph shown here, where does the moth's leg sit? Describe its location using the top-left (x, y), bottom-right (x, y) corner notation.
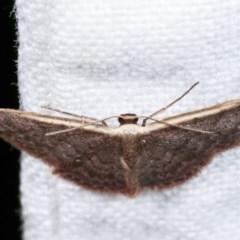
top-left (142, 82), bottom-right (199, 126)
top-left (41, 105), bottom-right (107, 125)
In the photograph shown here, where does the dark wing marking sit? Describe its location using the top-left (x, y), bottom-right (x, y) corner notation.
top-left (137, 103), bottom-right (240, 190)
top-left (0, 109), bottom-right (127, 194)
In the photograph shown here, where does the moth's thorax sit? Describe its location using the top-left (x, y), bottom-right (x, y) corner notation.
top-left (117, 123), bottom-right (145, 135)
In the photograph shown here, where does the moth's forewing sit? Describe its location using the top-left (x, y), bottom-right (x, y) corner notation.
top-left (0, 109), bottom-right (129, 194)
top-left (137, 101), bottom-right (240, 190)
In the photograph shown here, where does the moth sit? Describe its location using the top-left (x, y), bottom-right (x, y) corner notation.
top-left (0, 83), bottom-right (240, 197)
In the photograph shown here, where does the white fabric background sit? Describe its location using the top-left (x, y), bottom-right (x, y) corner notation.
top-left (15, 0), bottom-right (240, 240)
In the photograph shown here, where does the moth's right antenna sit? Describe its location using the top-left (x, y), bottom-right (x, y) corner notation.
top-left (142, 82), bottom-right (199, 126)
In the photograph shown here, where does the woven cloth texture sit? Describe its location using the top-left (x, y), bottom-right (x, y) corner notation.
top-left (16, 1), bottom-right (240, 239)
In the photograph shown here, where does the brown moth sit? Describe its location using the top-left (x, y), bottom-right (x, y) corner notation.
top-left (0, 85), bottom-right (240, 197)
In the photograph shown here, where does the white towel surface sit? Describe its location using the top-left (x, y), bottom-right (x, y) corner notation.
top-left (16, 0), bottom-right (240, 239)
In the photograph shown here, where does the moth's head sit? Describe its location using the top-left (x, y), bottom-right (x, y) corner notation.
top-left (118, 114), bottom-right (138, 125)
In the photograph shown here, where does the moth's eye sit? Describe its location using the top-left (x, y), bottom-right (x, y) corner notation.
top-left (118, 117), bottom-right (124, 124)
top-left (132, 117), bottom-right (138, 124)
